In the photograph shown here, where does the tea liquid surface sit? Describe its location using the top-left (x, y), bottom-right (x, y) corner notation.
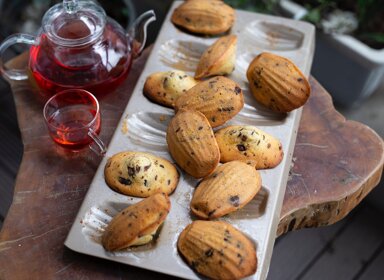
top-left (30, 21), bottom-right (132, 96)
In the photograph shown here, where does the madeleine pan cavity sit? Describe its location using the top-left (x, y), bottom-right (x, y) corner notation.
top-left (243, 21), bottom-right (304, 51)
top-left (191, 161), bottom-right (262, 219)
top-left (124, 112), bottom-right (171, 152)
top-left (159, 39), bottom-right (207, 72)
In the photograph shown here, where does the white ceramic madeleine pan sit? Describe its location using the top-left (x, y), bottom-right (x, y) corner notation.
top-left (65, 2), bottom-right (315, 279)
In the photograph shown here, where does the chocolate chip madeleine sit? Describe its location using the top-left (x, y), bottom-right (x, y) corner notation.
top-left (104, 151), bottom-right (179, 197)
top-left (195, 35), bottom-right (237, 79)
top-left (247, 52), bottom-right (310, 113)
top-left (166, 109), bottom-right (220, 178)
top-left (175, 76), bottom-right (244, 128)
top-left (215, 125), bottom-right (283, 169)
top-left (102, 192), bottom-right (170, 251)
top-left (143, 70), bottom-right (198, 108)
top-left (191, 161), bottom-right (261, 219)
top-left (178, 220), bottom-right (257, 279)
top-left (171, 0), bottom-right (235, 35)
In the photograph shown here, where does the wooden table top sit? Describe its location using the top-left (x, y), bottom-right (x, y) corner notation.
top-left (0, 48), bottom-right (383, 279)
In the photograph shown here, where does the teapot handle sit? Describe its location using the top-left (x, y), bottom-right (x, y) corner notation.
top-left (0, 34), bottom-right (36, 81)
top-left (128, 10), bottom-right (156, 58)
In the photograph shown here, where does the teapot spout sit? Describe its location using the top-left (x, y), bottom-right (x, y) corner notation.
top-left (128, 10), bottom-right (156, 58)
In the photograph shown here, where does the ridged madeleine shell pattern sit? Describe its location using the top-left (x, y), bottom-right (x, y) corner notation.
top-left (215, 125), bottom-right (283, 169)
top-left (195, 35), bottom-right (237, 79)
top-left (191, 161), bottom-right (261, 219)
top-left (246, 52), bottom-right (310, 113)
top-left (171, 0), bottom-right (235, 35)
top-left (102, 193), bottom-right (170, 251)
top-left (104, 151), bottom-right (179, 197)
top-left (178, 220), bottom-right (257, 280)
top-left (166, 109), bottom-right (220, 178)
top-left (175, 76), bottom-right (244, 128)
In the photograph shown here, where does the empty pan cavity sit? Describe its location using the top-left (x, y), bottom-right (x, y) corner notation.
top-left (243, 21), bottom-right (304, 51)
top-left (158, 39), bottom-right (207, 72)
top-left (124, 111), bottom-right (172, 152)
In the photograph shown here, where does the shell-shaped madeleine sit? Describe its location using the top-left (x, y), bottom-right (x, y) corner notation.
top-left (166, 109), bottom-right (220, 178)
top-left (178, 220), bottom-right (257, 279)
top-left (143, 70), bottom-right (198, 108)
top-left (191, 161), bottom-right (261, 219)
top-left (104, 151), bottom-right (179, 197)
top-left (215, 125), bottom-right (283, 169)
top-left (195, 35), bottom-right (237, 79)
top-left (175, 76), bottom-right (244, 128)
top-left (171, 0), bottom-right (235, 35)
top-left (246, 52), bottom-right (310, 113)
top-left (102, 192), bottom-right (170, 251)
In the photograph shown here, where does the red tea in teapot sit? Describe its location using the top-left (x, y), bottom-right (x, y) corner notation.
top-left (0, 0), bottom-right (155, 94)
top-left (29, 20), bottom-right (132, 96)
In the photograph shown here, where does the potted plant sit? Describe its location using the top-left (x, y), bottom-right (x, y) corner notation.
top-left (279, 0), bottom-right (384, 107)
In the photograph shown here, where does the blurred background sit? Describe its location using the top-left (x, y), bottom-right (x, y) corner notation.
top-left (0, 1), bottom-right (383, 279)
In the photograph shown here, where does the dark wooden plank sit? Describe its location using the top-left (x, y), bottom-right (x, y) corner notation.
top-left (298, 205), bottom-right (384, 280)
top-left (358, 244), bottom-right (384, 280)
top-left (268, 209), bottom-right (352, 280)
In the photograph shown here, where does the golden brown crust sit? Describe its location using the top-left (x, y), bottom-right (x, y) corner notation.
top-left (191, 161), bottom-right (261, 219)
top-left (175, 76), bottom-right (244, 128)
top-left (143, 70), bottom-right (198, 108)
top-left (166, 109), bottom-right (220, 178)
top-left (171, 0), bottom-right (235, 35)
top-left (178, 220), bottom-right (257, 279)
top-left (102, 192), bottom-right (171, 251)
top-left (195, 35), bottom-right (237, 79)
top-left (215, 125), bottom-right (283, 169)
top-left (246, 52), bottom-right (311, 113)
top-left (104, 151), bottom-right (179, 197)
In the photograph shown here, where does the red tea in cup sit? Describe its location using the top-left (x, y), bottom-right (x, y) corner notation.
top-left (43, 89), bottom-right (106, 155)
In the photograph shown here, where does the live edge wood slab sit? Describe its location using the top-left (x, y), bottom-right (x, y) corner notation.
top-left (0, 48), bottom-right (383, 279)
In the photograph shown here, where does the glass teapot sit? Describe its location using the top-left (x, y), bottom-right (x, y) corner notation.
top-left (0, 0), bottom-right (155, 96)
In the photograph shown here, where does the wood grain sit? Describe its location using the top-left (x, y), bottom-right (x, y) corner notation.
top-left (0, 49), bottom-right (383, 278)
top-left (277, 79), bottom-right (384, 236)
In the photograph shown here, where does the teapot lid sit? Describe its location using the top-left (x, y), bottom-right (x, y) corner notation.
top-left (42, 0), bottom-right (106, 47)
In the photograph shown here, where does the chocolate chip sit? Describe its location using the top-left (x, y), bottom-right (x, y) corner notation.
top-left (205, 249), bottom-right (214, 257)
top-left (229, 195), bottom-right (240, 207)
top-left (155, 175), bottom-right (158, 181)
top-left (267, 143), bottom-right (271, 148)
top-left (128, 166), bottom-right (135, 176)
top-left (297, 77), bottom-right (303, 82)
top-left (144, 179), bottom-right (148, 187)
top-left (198, 126), bottom-right (203, 130)
top-left (144, 164), bottom-right (151, 171)
top-left (118, 177), bottom-right (132, 185)
top-left (167, 179), bottom-right (171, 185)
top-left (241, 135), bottom-right (247, 142)
top-left (237, 144), bottom-right (246, 151)
top-left (208, 210), bottom-right (216, 217)
top-left (159, 164), bottom-right (164, 168)
top-left (234, 86), bottom-right (241, 94)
